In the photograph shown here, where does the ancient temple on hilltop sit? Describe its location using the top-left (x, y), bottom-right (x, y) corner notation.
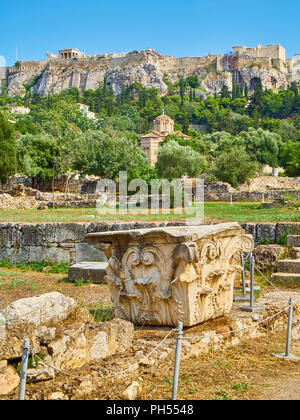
top-left (140, 114), bottom-right (191, 166)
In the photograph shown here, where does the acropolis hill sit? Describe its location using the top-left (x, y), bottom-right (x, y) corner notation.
top-left (1, 44), bottom-right (299, 97)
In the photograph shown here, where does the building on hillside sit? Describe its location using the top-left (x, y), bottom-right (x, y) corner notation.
top-left (140, 114), bottom-right (191, 166)
top-left (232, 44), bottom-right (286, 60)
top-left (59, 48), bottom-right (86, 59)
top-left (9, 105), bottom-right (30, 115)
top-left (77, 103), bottom-right (96, 120)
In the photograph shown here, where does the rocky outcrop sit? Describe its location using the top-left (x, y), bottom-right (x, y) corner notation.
top-left (199, 71), bottom-right (233, 93)
top-left (239, 67), bottom-right (289, 91)
top-left (3, 48), bottom-right (294, 97)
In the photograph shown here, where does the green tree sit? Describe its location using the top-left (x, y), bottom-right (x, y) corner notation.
top-left (212, 146), bottom-right (259, 187)
top-left (239, 127), bottom-right (280, 168)
top-left (280, 141), bottom-right (300, 176)
top-left (220, 83), bottom-right (231, 99)
top-left (179, 77), bottom-right (186, 102)
top-left (248, 77), bottom-right (264, 117)
top-left (182, 113), bottom-right (189, 134)
top-left (0, 113), bottom-right (17, 184)
top-left (156, 140), bottom-right (206, 179)
top-left (73, 130), bottom-right (149, 180)
top-left (16, 133), bottom-right (60, 184)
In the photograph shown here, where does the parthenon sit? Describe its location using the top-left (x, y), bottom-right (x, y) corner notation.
top-left (58, 48), bottom-right (86, 59)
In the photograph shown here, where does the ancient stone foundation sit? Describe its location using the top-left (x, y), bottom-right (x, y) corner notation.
top-left (85, 223), bottom-right (253, 327)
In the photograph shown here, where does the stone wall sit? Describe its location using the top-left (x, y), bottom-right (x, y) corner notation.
top-left (1, 221), bottom-right (300, 265)
top-left (204, 189), bottom-right (300, 202)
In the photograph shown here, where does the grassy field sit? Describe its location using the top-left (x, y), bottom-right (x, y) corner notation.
top-left (0, 202), bottom-right (299, 223)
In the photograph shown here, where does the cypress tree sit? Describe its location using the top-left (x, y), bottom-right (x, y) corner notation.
top-left (179, 77), bottom-right (185, 102)
top-left (0, 113), bottom-right (17, 185)
top-left (182, 113), bottom-right (189, 134)
top-left (220, 83), bottom-right (231, 98)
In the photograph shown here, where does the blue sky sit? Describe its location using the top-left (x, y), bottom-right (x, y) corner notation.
top-left (1, 0), bottom-right (299, 66)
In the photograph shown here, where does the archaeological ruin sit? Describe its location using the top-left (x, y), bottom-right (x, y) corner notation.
top-left (85, 223), bottom-right (253, 326)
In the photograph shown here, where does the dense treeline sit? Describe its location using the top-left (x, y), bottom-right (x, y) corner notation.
top-left (0, 76), bottom-right (299, 187)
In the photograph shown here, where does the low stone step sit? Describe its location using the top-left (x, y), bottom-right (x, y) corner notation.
top-left (277, 259), bottom-right (300, 274)
top-left (291, 247), bottom-right (300, 259)
top-left (271, 272), bottom-right (300, 288)
top-left (287, 235), bottom-right (300, 247)
top-left (68, 262), bottom-right (108, 284)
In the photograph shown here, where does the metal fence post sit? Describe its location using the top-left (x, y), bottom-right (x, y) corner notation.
top-left (172, 322), bottom-right (183, 400)
top-left (235, 253), bottom-right (250, 302)
top-left (240, 252), bottom-right (264, 312)
top-left (18, 338), bottom-right (30, 400)
top-left (273, 298), bottom-right (300, 361)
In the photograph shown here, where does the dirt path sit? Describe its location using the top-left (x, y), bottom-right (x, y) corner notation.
top-left (261, 376), bottom-right (300, 400)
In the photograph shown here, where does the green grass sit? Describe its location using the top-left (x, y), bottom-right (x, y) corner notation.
top-left (0, 259), bottom-right (70, 274)
top-left (88, 302), bottom-right (114, 322)
top-left (0, 202), bottom-right (299, 223)
top-left (203, 202), bottom-right (300, 223)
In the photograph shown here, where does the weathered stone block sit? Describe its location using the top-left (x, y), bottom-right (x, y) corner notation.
top-left (277, 259), bottom-right (300, 274)
top-left (28, 246), bottom-right (46, 262)
top-left (43, 246), bottom-right (72, 264)
top-left (75, 242), bottom-right (107, 263)
top-left (240, 223), bottom-right (257, 243)
top-left (0, 324), bottom-right (40, 360)
top-left (287, 235), bottom-right (300, 247)
top-left (85, 223), bottom-right (253, 327)
top-left (44, 223), bottom-right (88, 243)
top-left (68, 262), bottom-right (108, 284)
top-left (271, 272), bottom-right (300, 288)
top-left (276, 223), bottom-right (300, 243)
top-left (0, 225), bottom-right (11, 248)
top-left (253, 245), bottom-right (285, 271)
top-left (0, 363), bottom-right (19, 396)
top-left (256, 223), bottom-right (276, 244)
top-left (21, 224), bottom-right (45, 246)
top-left (87, 318), bottom-right (134, 360)
top-left (48, 322), bottom-right (88, 370)
top-left (6, 248), bottom-right (29, 265)
top-left (1, 292), bottom-right (77, 328)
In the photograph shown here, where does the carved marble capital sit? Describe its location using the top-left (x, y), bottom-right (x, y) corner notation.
top-left (85, 223), bottom-right (254, 326)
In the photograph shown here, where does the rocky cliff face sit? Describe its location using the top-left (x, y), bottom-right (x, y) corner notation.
top-left (2, 49), bottom-right (294, 97)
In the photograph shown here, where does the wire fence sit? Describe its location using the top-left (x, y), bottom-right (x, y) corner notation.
top-left (30, 327), bottom-right (177, 383)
